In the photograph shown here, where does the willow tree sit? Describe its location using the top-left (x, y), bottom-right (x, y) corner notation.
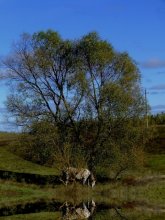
top-left (2, 30), bottom-right (148, 174)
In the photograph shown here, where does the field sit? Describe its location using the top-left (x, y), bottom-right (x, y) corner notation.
top-left (0, 131), bottom-right (164, 219)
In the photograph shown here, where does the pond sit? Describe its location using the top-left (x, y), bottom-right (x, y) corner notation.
top-left (0, 199), bottom-right (164, 219)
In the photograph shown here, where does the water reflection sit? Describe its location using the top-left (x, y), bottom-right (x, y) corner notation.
top-left (0, 199), bottom-right (165, 219)
top-left (60, 200), bottom-right (96, 219)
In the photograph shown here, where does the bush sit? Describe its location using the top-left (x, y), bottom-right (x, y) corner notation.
top-left (14, 121), bottom-right (59, 166)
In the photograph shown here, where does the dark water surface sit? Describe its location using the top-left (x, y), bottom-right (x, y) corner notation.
top-left (0, 199), bottom-right (164, 219)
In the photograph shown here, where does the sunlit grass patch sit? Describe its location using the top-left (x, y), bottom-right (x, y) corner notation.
top-left (0, 148), bottom-right (58, 175)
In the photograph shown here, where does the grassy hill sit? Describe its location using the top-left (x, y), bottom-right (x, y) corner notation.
top-left (0, 132), bottom-right (18, 147)
top-left (0, 132), bottom-right (58, 175)
top-left (0, 148), bottom-right (58, 175)
top-left (0, 131), bottom-right (164, 177)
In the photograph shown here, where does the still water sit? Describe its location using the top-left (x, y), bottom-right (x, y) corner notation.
top-left (0, 199), bottom-right (164, 219)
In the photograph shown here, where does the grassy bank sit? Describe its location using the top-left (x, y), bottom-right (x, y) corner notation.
top-left (0, 177), bottom-right (164, 207)
top-left (0, 181), bottom-right (55, 207)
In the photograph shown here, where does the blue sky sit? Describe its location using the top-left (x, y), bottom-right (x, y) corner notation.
top-left (0, 0), bottom-right (165, 130)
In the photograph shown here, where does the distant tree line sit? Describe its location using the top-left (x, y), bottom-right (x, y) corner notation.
top-left (145, 112), bottom-right (165, 154)
top-left (149, 112), bottom-right (165, 125)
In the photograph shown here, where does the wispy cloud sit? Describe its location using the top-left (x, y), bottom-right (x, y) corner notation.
top-left (149, 84), bottom-right (165, 90)
top-left (150, 91), bottom-right (165, 95)
top-left (145, 78), bottom-right (153, 83)
top-left (141, 58), bottom-right (165, 68)
top-left (151, 105), bottom-right (165, 112)
top-left (157, 71), bottom-right (165, 74)
top-left (152, 105), bottom-right (165, 109)
top-left (150, 91), bottom-right (159, 95)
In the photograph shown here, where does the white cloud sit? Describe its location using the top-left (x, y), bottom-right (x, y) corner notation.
top-left (149, 84), bottom-right (165, 90)
top-left (152, 104), bottom-right (165, 110)
top-left (141, 58), bottom-right (165, 68)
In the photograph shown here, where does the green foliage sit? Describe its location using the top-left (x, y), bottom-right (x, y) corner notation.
top-left (19, 121), bottom-right (60, 165)
top-left (145, 125), bottom-right (165, 153)
top-left (150, 112), bottom-right (165, 125)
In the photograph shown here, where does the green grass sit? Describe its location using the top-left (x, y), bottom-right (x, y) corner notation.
top-left (0, 181), bottom-right (164, 220)
top-left (1, 146), bottom-right (164, 176)
top-left (0, 132), bottom-right (164, 219)
top-left (0, 132), bottom-right (17, 140)
top-left (35, 178), bottom-right (165, 206)
top-left (0, 132), bottom-right (59, 175)
top-left (0, 132), bottom-right (18, 147)
top-left (0, 212), bottom-right (61, 220)
top-left (0, 148), bottom-right (58, 175)
top-left (0, 179), bottom-right (164, 207)
top-left (94, 209), bottom-right (165, 220)
top-left (0, 181), bottom-right (49, 206)
top-left (145, 154), bottom-right (165, 173)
